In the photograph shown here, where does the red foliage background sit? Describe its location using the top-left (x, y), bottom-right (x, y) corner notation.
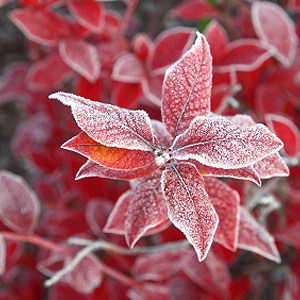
top-left (0, 0), bottom-right (300, 299)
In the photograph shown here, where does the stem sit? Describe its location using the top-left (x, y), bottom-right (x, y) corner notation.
top-left (120, 0), bottom-right (140, 35)
top-left (68, 237), bottom-right (190, 254)
top-left (0, 231), bottom-right (72, 256)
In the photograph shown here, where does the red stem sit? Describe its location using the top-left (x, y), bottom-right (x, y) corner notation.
top-left (120, 0), bottom-right (140, 35)
top-left (0, 231), bottom-right (158, 300)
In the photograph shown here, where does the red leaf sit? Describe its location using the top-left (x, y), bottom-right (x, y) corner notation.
top-left (162, 32), bottom-right (212, 137)
top-left (62, 131), bottom-right (155, 170)
top-left (132, 249), bottom-right (188, 281)
top-left (172, 0), bottom-right (219, 21)
top-left (9, 8), bottom-right (72, 46)
top-left (147, 27), bottom-right (196, 75)
top-left (102, 10), bottom-right (122, 35)
top-left (64, 254), bottom-right (103, 294)
top-left (26, 53), bottom-right (74, 90)
top-left (172, 116), bottom-right (283, 169)
top-left (238, 207), bottom-right (281, 263)
top-left (204, 177), bottom-right (240, 251)
top-left (204, 20), bottom-right (228, 63)
top-left (112, 53), bottom-right (144, 83)
top-left (125, 169), bottom-right (169, 248)
top-left (214, 39), bottom-right (273, 73)
top-left (252, 1), bottom-right (298, 66)
top-left (49, 92), bottom-right (156, 151)
top-left (253, 152), bottom-right (290, 179)
top-left (0, 235), bottom-right (6, 275)
top-left (112, 82), bottom-right (143, 108)
top-left (151, 120), bottom-right (172, 148)
top-left (182, 250), bottom-right (230, 297)
top-left (85, 199), bottom-right (113, 237)
top-left (104, 190), bottom-right (170, 236)
top-left (141, 74), bottom-right (163, 106)
top-left (67, 0), bottom-right (103, 33)
top-left (0, 170), bottom-right (40, 234)
top-left (59, 38), bottom-right (100, 82)
top-left (162, 162), bottom-right (219, 261)
top-left (274, 222), bottom-right (300, 248)
top-left (76, 159), bottom-right (159, 181)
top-left (191, 159), bottom-right (261, 186)
top-left (265, 113), bottom-right (300, 157)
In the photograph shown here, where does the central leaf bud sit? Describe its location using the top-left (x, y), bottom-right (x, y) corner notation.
top-left (154, 149), bottom-right (171, 166)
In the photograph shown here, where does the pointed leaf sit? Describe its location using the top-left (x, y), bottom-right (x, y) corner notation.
top-left (162, 162), bottom-right (219, 261)
top-left (67, 0), bottom-right (103, 33)
top-left (162, 32), bottom-right (212, 137)
top-left (172, 116), bottom-right (284, 169)
top-left (265, 113), bottom-right (300, 157)
top-left (125, 169), bottom-right (169, 248)
top-left (252, 1), bottom-right (298, 66)
top-left (112, 53), bottom-right (144, 83)
top-left (204, 177), bottom-right (240, 251)
top-left (141, 74), bottom-right (163, 106)
top-left (238, 206), bottom-right (281, 263)
top-left (76, 159), bottom-right (159, 181)
top-left (253, 152), bottom-right (290, 179)
top-left (64, 254), bottom-right (103, 294)
top-left (59, 38), bottom-right (100, 82)
top-left (49, 92), bottom-right (156, 151)
top-left (104, 190), bottom-right (170, 236)
top-left (62, 131), bottom-right (155, 170)
top-left (172, 0), bottom-right (219, 21)
top-left (191, 159), bottom-right (261, 185)
top-left (26, 53), bottom-right (74, 90)
top-left (132, 249), bottom-right (188, 282)
top-left (214, 39), bottom-right (273, 73)
top-left (132, 33), bottom-right (151, 61)
top-left (0, 170), bottom-right (41, 234)
top-left (147, 27), bottom-right (196, 75)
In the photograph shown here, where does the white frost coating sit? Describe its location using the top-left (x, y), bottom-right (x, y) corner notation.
top-left (161, 31), bottom-right (212, 137)
top-left (251, 1), bottom-right (298, 67)
top-left (49, 92), bottom-right (156, 151)
top-left (172, 115), bottom-right (284, 169)
top-left (162, 162), bottom-right (219, 262)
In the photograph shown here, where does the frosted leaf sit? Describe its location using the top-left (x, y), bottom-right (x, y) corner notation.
top-left (182, 250), bottom-right (230, 297)
top-left (112, 53), bottom-right (144, 83)
top-left (132, 249), bottom-right (188, 282)
top-left (191, 159), bottom-right (261, 186)
top-left (64, 253), bottom-right (103, 294)
top-left (49, 92), bottom-right (156, 151)
top-left (225, 114), bottom-right (255, 127)
top-left (214, 39), bottom-right (273, 73)
top-left (0, 170), bottom-right (41, 234)
top-left (162, 32), bottom-right (212, 137)
top-left (147, 27), bottom-right (196, 75)
top-left (127, 283), bottom-right (169, 300)
top-left (62, 131), bottom-right (155, 170)
top-left (238, 206), bottom-right (281, 263)
top-left (67, 0), bottom-right (103, 33)
top-left (104, 189), bottom-right (170, 236)
top-left (125, 169), bottom-right (169, 248)
top-left (104, 190), bottom-right (131, 235)
top-left (76, 159), bottom-right (158, 181)
top-left (85, 199), bottom-right (113, 238)
top-left (172, 116), bottom-right (284, 169)
top-left (162, 162), bottom-right (219, 261)
top-left (59, 38), bottom-right (100, 82)
top-left (252, 1), bottom-right (298, 67)
top-left (204, 177), bottom-right (240, 251)
top-left (253, 152), bottom-right (289, 179)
